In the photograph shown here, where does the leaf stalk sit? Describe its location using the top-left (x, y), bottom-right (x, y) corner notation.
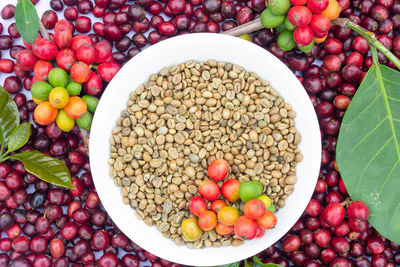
top-left (332, 18), bottom-right (400, 70)
top-left (38, 20), bottom-right (49, 40)
top-left (222, 17), bottom-right (400, 70)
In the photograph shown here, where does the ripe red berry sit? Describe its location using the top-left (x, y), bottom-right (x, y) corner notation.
top-left (282, 234), bottom-right (301, 252)
top-left (97, 61), bottom-right (121, 82)
top-left (320, 203), bottom-right (345, 227)
top-left (307, 0), bottom-right (329, 13)
top-left (294, 26), bottom-right (314, 46)
top-left (347, 200), bottom-right (369, 221)
top-left (208, 159), bottom-right (229, 182)
top-left (56, 48), bottom-right (76, 72)
top-left (76, 44), bottom-right (96, 65)
top-left (288, 6), bottom-right (312, 27)
top-left (310, 14), bottom-right (331, 35)
top-left (32, 39), bottom-right (58, 60)
top-left (70, 61), bottom-right (90, 83)
top-left (290, 0), bottom-right (307, 4)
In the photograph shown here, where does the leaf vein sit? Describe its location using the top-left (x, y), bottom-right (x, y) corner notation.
top-left (355, 136), bottom-right (393, 189)
top-left (383, 78), bottom-right (400, 86)
top-left (345, 94), bottom-right (380, 126)
top-left (388, 96), bottom-right (400, 103)
top-left (348, 117), bottom-right (388, 154)
top-left (377, 159), bottom-right (400, 196)
top-left (389, 203), bottom-right (400, 230)
top-left (379, 66), bottom-right (400, 159)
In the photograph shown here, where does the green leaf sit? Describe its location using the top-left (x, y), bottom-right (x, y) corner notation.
top-left (337, 64), bottom-right (400, 244)
top-left (15, 0), bottom-right (39, 44)
top-left (0, 87), bottom-right (19, 149)
top-left (213, 262), bottom-right (240, 267)
top-left (9, 151), bottom-right (73, 189)
top-left (244, 259), bottom-right (252, 267)
top-left (253, 256), bottom-right (283, 267)
top-left (7, 123), bottom-right (31, 154)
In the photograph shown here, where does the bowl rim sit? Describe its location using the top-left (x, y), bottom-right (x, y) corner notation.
top-left (89, 33), bottom-right (321, 266)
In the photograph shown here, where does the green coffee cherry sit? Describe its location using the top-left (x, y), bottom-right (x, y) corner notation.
top-left (48, 68), bottom-right (68, 88)
top-left (260, 9), bottom-right (285, 29)
top-left (267, 0), bottom-right (291, 15)
top-left (299, 40), bottom-right (315, 53)
top-left (76, 112), bottom-right (93, 130)
top-left (66, 82), bottom-right (82, 96)
top-left (31, 81), bottom-right (53, 100)
top-left (82, 95), bottom-right (99, 113)
top-left (277, 30), bottom-right (296, 51)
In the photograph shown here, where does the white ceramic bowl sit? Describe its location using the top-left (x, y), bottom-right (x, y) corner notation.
top-left (90, 33), bottom-right (321, 266)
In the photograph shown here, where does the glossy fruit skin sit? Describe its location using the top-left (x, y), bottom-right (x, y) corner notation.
top-left (32, 39), bottom-right (59, 61)
top-left (267, 0), bottom-right (291, 15)
top-left (16, 50), bottom-right (38, 71)
top-left (294, 26), bottom-right (314, 46)
top-left (31, 81), bottom-right (53, 101)
top-left (367, 237), bottom-right (385, 254)
top-left (308, 0), bottom-right (329, 13)
top-left (208, 159), bottom-right (229, 181)
top-left (218, 206), bottom-right (240, 226)
top-left (54, 27), bottom-right (73, 50)
top-left (56, 110), bottom-right (75, 132)
top-left (260, 9), bottom-right (285, 29)
top-left (76, 44), bottom-right (96, 65)
top-left (49, 87), bottom-right (69, 109)
top-left (71, 34), bottom-right (93, 52)
top-left (215, 222), bottom-right (234, 236)
top-left (84, 71), bottom-right (102, 95)
top-left (333, 95), bottom-right (350, 110)
top-left (320, 203), bottom-right (345, 227)
top-left (305, 199), bottom-right (322, 217)
top-left (71, 61), bottom-right (90, 83)
top-left (189, 196), bottom-right (207, 217)
top-left (56, 49), bottom-right (76, 72)
top-left (314, 228), bottom-right (331, 247)
top-left (256, 196), bottom-right (271, 211)
top-left (198, 180), bottom-right (220, 201)
top-left (282, 234), bottom-right (301, 252)
top-left (181, 217), bottom-right (203, 241)
top-left (34, 60), bottom-right (53, 81)
top-left (277, 30), bottom-right (296, 51)
top-left (48, 67), bottom-right (68, 88)
top-left (82, 95), bottom-right (99, 112)
top-left (323, 54), bottom-right (342, 72)
top-left (221, 179), bottom-right (240, 202)
top-left (210, 200), bottom-right (227, 213)
top-left (239, 180), bottom-right (262, 203)
top-left (314, 34), bottom-right (328, 44)
top-left (310, 14), bottom-right (331, 34)
top-left (234, 216), bottom-right (258, 240)
top-left (291, 0), bottom-right (307, 4)
top-left (66, 82), bottom-right (81, 97)
top-left (34, 102), bottom-right (58, 125)
top-left (244, 199), bottom-right (266, 220)
top-left (321, 0), bottom-right (341, 20)
top-left (97, 61), bottom-right (121, 82)
top-left (288, 6), bottom-right (313, 27)
top-left (94, 40), bottom-right (112, 63)
top-left (257, 211), bottom-right (277, 229)
top-left (0, 59), bottom-right (14, 73)
top-left (198, 210), bottom-right (217, 231)
top-left (64, 96), bottom-right (87, 119)
top-left (54, 19), bottom-right (73, 33)
top-left (347, 200), bottom-right (369, 221)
